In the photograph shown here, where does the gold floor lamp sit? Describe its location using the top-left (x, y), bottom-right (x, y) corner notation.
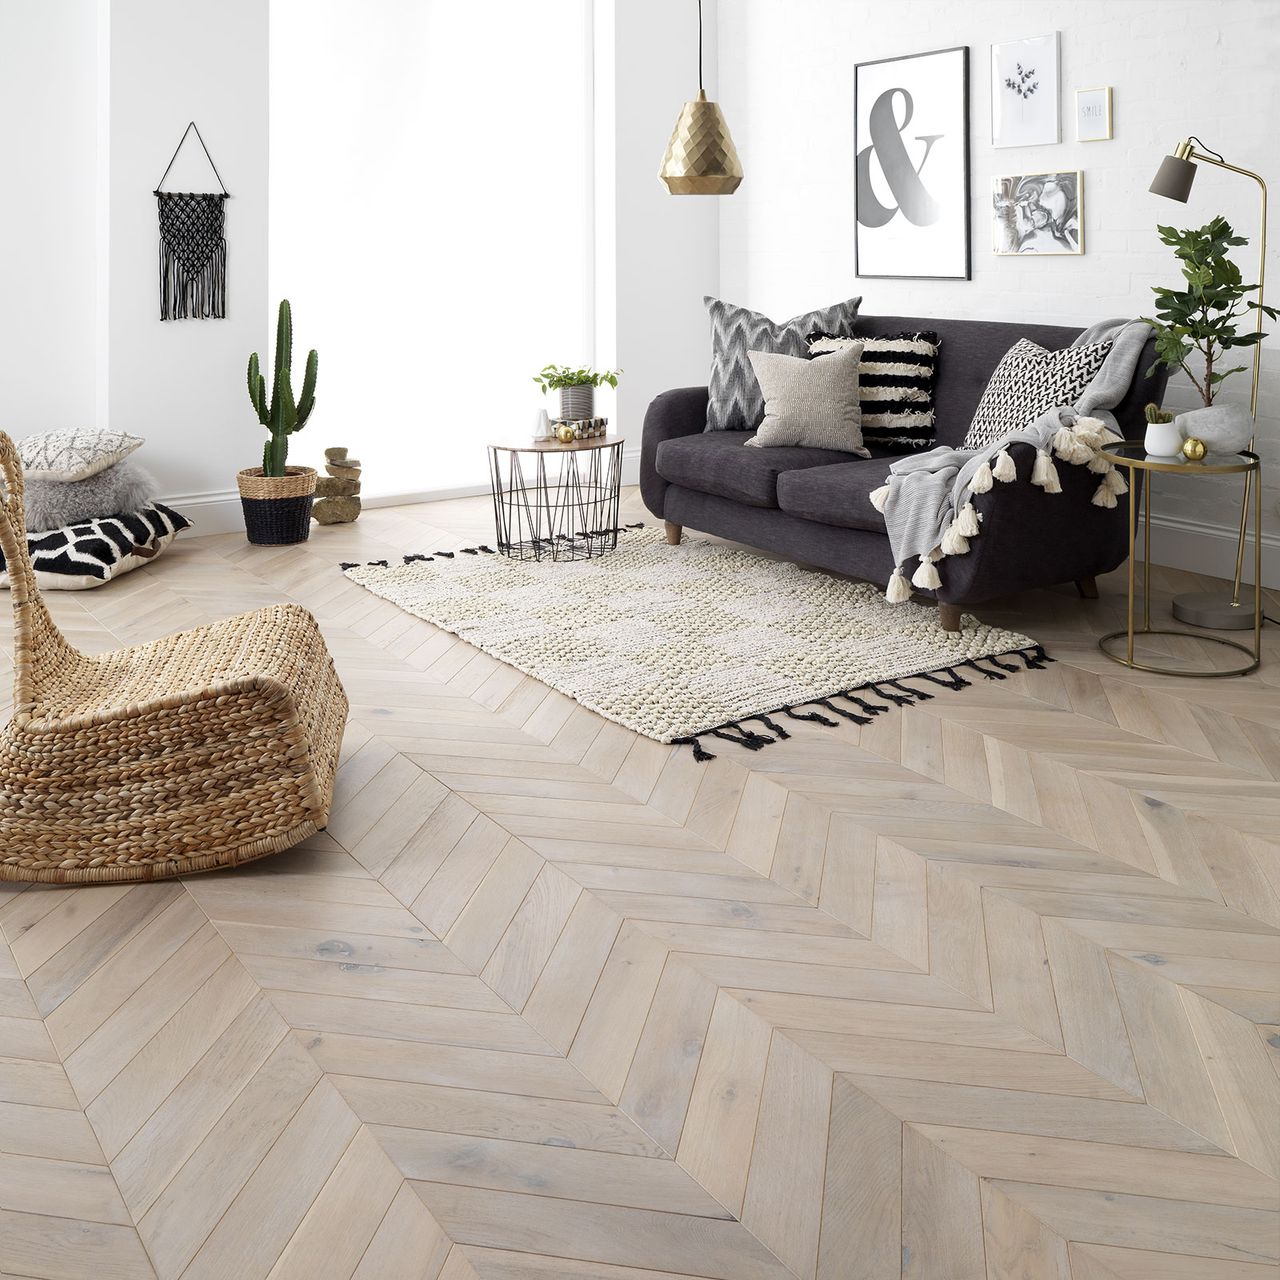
top-left (1149, 137), bottom-right (1268, 631)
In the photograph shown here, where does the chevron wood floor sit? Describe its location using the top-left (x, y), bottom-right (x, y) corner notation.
top-left (1, 486), bottom-right (1278, 1280)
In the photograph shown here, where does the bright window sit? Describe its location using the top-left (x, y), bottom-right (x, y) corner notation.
top-left (270, 0), bottom-right (593, 497)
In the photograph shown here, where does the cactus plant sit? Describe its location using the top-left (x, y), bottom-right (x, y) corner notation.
top-left (247, 300), bottom-right (318, 477)
top-left (1143, 402), bottom-right (1175, 424)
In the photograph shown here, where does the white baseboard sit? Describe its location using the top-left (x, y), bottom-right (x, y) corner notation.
top-left (1148, 512), bottom-right (1279, 589)
top-left (165, 448), bottom-right (644, 538)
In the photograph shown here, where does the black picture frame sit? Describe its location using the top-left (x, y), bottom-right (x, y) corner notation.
top-left (854, 45), bottom-right (971, 281)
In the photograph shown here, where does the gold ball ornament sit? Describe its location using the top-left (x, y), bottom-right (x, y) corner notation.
top-left (555, 424), bottom-right (576, 444)
top-left (1181, 436), bottom-right (1207, 462)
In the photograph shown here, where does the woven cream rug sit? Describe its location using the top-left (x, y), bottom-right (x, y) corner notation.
top-left (343, 529), bottom-right (1045, 759)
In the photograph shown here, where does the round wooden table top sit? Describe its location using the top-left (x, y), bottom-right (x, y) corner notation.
top-left (489, 434), bottom-right (624, 455)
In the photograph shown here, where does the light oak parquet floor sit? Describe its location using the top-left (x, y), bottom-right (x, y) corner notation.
top-left (1, 486), bottom-right (1278, 1280)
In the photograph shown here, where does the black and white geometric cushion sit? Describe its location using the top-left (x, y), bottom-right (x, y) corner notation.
top-left (0, 504), bottom-right (191, 591)
top-left (17, 429), bottom-right (144, 482)
top-left (704, 295), bottom-right (862, 432)
top-left (962, 339), bottom-right (1113, 452)
top-left (808, 331), bottom-right (942, 453)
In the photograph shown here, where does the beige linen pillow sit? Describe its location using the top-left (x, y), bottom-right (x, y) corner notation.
top-left (745, 343), bottom-right (868, 454)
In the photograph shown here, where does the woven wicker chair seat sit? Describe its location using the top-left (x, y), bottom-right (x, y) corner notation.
top-left (0, 433), bottom-right (348, 883)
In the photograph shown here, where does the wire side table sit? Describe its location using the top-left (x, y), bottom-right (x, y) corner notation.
top-left (1097, 442), bottom-right (1261, 677)
top-left (488, 435), bottom-right (624, 561)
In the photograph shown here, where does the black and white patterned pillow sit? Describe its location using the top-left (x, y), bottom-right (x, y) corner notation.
top-left (808, 331), bottom-right (941, 453)
top-left (0, 504), bottom-right (191, 591)
top-left (962, 339), bottom-right (1113, 451)
top-left (704, 295), bottom-right (862, 432)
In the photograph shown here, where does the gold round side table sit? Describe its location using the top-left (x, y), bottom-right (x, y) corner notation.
top-left (1097, 442), bottom-right (1261, 677)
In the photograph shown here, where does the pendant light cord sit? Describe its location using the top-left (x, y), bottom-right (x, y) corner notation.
top-left (697, 0), bottom-right (704, 93)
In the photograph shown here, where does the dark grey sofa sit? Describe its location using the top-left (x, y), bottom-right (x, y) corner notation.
top-left (641, 313), bottom-right (1167, 629)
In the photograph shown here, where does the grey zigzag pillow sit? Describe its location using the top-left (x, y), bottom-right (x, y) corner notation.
top-left (704, 294), bottom-right (862, 431)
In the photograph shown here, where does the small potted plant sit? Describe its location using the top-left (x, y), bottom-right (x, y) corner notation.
top-left (238, 299), bottom-right (319, 545)
top-left (1143, 217), bottom-right (1275, 453)
top-left (533, 363), bottom-right (621, 422)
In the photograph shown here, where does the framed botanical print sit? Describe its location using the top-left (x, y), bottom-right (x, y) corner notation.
top-left (991, 33), bottom-right (1060, 147)
top-left (854, 46), bottom-right (971, 280)
top-left (1076, 86), bottom-right (1113, 141)
top-left (993, 171), bottom-right (1083, 256)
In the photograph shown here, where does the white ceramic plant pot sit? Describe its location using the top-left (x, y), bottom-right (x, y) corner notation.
top-left (559, 385), bottom-right (594, 422)
top-left (1143, 418), bottom-right (1183, 457)
top-left (1173, 402), bottom-right (1253, 455)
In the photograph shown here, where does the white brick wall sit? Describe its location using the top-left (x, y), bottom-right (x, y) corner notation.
top-left (717, 0), bottom-right (1280, 581)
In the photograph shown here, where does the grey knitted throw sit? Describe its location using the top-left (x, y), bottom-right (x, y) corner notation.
top-left (872, 318), bottom-right (1151, 602)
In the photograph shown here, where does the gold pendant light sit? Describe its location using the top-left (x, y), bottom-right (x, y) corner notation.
top-left (659, 0), bottom-right (742, 195)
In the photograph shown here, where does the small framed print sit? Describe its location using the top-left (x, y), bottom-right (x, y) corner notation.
top-left (991, 33), bottom-right (1060, 147)
top-left (1076, 87), bottom-right (1112, 141)
top-left (993, 171), bottom-right (1083, 256)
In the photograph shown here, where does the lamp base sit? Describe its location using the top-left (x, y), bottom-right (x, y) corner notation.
top-left (1170, 589), bottom-right (1255, 631)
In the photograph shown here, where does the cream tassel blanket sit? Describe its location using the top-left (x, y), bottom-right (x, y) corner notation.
top-left (871, 318), bottom-right (1150, 603)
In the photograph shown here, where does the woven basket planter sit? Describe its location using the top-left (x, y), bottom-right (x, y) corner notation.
top-left (237, 466), bottom-right (316, 545)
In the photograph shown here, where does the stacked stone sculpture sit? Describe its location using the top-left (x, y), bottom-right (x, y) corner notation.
top-left (312, 447), bottom-right (362, 524)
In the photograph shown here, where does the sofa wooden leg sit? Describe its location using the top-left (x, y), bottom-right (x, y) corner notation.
top-left (1075, 576), bottom-right (1099, 599)
top-left (664, 521), bottom-right (682, 546)
top-left (937, 602), bottom-right (963, 632)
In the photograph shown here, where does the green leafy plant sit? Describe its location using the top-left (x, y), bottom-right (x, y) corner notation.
top-left (247, 299), bottom-right (318, 477)
top-left (1143, 403), bottom-right (1174, 424)
top-left (532, 364), bottom-right (622, 394)
top-left (1142, 217), bottom-right (1276, 406)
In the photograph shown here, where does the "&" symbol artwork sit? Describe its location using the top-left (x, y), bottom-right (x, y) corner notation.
top-left (856, 88), bottom-right (943, 229)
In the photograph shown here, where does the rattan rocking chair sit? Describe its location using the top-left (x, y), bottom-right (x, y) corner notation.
top-left (0, 431), bottom-right (348, 883)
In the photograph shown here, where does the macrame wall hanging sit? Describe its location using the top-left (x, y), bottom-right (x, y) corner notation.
top-left (154, 122), bottom-right (229, 321)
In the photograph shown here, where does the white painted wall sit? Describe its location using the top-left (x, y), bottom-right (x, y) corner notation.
top-left (606, 0), bottom-right (720, 461)
top-left (106, 0), bottom-right (269, 527)
top-left (718, 0), bottom-right (1280, 582)
top-left (0, 0), bottom-right (101, 434)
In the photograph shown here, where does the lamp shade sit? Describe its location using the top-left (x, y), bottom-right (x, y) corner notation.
top-left (659, 90), bottom-right (743, 195)
top-left (1150, 153), bottom-right (1197, 202)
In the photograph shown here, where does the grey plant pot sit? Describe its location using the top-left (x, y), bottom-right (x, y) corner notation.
top-left (559, 385), bottom-right (595, 422)
top-left (1173, 402), bottom-right (1254, 454)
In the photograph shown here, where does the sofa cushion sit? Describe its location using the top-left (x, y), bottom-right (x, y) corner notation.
top-left (704, 294), bottom-right (862, 432)
top-left (655, 431), bottom-right (858, 509)
top-left (776, 457), bottom-right (896, 532)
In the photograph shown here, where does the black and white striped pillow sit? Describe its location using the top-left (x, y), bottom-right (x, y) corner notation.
top-left (0, 504), bottom-right (191, 591)
top-left (961, 339), bottom-right (1112, 451)
top-left (808, 331), bottom-right (941, 453)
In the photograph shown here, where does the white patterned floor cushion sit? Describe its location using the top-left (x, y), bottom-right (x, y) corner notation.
top-left (0, 505), bottom-right (192, 590)
top-left (18, 429), bottom-right (144, 481)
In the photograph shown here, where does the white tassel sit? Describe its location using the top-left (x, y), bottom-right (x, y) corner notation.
top-left (1092, 480), bottom-right (1117, 508)
top-left (955, 502), bottom-right (980, 537)
top-left (886, 566), bottom-right (913, 603)
top-left (1104, 467), bottom-right (1128, 496)
top-left (992, 448), bottom-right (1016, 482)
top-left (1087, 454), bottom-right (1112, 474)
top-left (1067, 438), bottom-right (1095, 466)
top-left (940, 522), bottom-right (971, 556)
top-left (1098, 427), bottom-right (1124, 447)
top-left (911, 550), bottom-right (942, 589)
top-left (1052, 425), bottom-right (1077, 459)
top-left (869, 483), bottom-right (890, 513)
top-left (1031, 449), bottom-right (1062, 494)
top-left (1072, 417), bottom-right (1109, 448)
top-left (971, 460), bottom-right (993, 493)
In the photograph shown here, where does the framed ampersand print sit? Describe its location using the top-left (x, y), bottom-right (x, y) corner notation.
top-left (855, 46), bottom-right (971, 280)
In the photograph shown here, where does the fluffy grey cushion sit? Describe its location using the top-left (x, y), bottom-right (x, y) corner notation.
top-left (704, 294), bottom-right (862, 432)
top-left (745, 344), bottom-right (869, 455)
top-left (24, 457), bottom-right (159, 533)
